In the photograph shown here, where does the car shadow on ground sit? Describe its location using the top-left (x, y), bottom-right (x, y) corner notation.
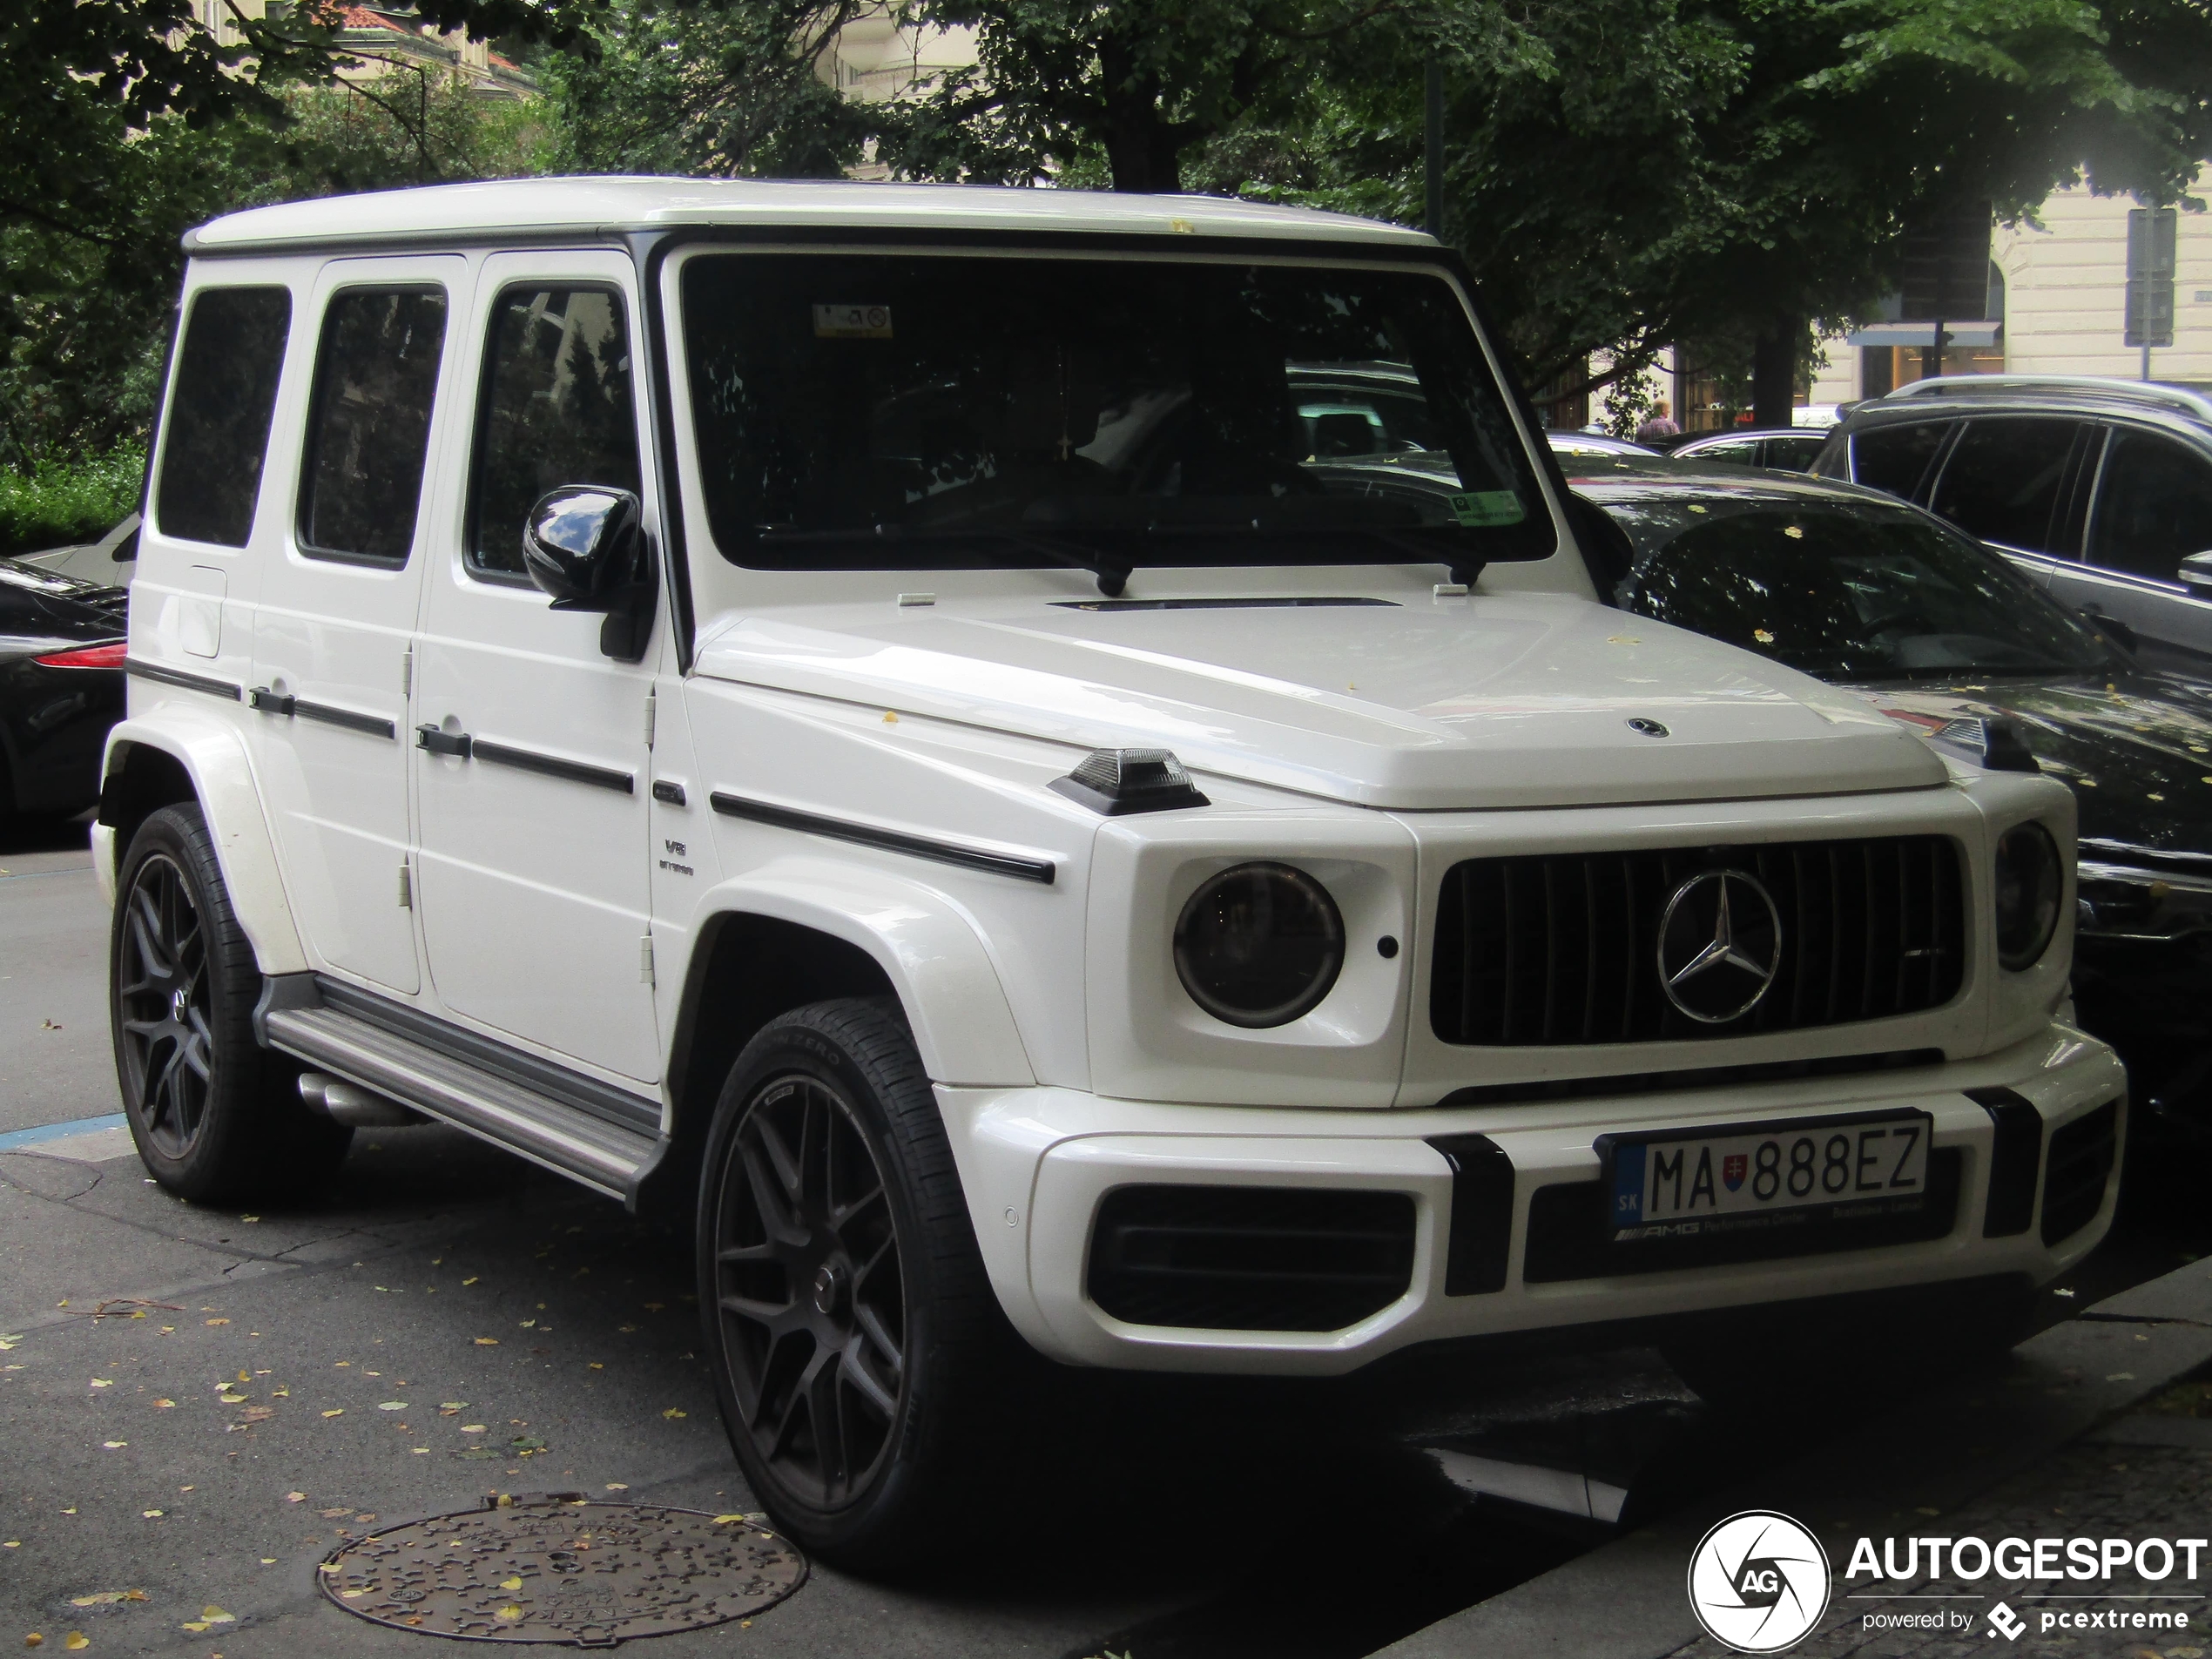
top-left (0, 812), bottom-right (91, 857)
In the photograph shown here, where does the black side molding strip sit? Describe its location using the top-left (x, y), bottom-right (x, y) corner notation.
top-left (710, 792), bottom-right (1056, 886)
top-left (125, 658), bottom-right (240, 701)
top-left (472, 738), bottom-right (635, 794)
top-left (413, 725), bottom-right (635, 793)
top-left (250, 687), bottom-right (396, 739)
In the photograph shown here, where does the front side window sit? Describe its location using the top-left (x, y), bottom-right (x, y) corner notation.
top-left (1927, 416), bottom-right (2084, 553)
top-left (469, 287), bottom-right (641, 581)
top-left (2089, 429), bottom-right (2212, 583)
top-left (1849, 420), bottom-right (1951, 500)
top-left (155, 287), bottom-right (293, 547)
top-left (680, 253), bottom-right (1553, 575)
top-left (298, 288), bottom-right (448, 564)
top-left (1615, 496), bottom-right (2107, 682)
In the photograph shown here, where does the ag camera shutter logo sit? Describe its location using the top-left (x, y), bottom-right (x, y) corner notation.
top-left (1688, 1510), bottom-right (1833, 1652)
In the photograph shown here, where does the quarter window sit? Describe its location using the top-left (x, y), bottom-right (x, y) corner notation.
top-left (155, 287), bottom-right (293, 547)
top-left (469, 287), bottom-right (642, 581)
top-left (1928, 417), bottom-right (2084, 552)
top-left (298, 288), bottom-right (448, 565)
top-left (1849, 420), bottom-right (1951, 501)
top-left (2089, 430), bottom-right (2212, 583)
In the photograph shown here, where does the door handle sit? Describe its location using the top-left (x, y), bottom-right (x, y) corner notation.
top-left (415, 725), bottom-right (473, 759)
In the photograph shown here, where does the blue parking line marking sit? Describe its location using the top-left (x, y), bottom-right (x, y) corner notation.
top-left (0, 1114), bottom-right (128, 1151)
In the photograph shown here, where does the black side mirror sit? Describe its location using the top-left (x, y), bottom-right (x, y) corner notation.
top-left (521, 487), bottom-right (656, 661)
top-left (2079, 606), bottom-right (2140, 656)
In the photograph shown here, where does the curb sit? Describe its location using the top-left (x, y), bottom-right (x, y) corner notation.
top-left (1372, 1257), bottom-right (2212, 1659)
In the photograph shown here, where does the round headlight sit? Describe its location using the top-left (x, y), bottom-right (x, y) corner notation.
top-left (1993, 822), bottom-right (2062, 971)
top-left (1173, 862), bottom-right (1345, 1028)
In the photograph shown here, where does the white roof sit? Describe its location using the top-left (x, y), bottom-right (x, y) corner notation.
top-left (186, 176), bottom-right (1438, 254)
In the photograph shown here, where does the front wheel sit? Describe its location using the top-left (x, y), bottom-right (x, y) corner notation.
top-left (697, 999), bottom-right (1008, 1569)
top-left (110, 804), bottom-right (352, 1202)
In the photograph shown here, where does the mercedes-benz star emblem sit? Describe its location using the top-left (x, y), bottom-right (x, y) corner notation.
top-left (1656, 869), bottom-right (1784, 1023)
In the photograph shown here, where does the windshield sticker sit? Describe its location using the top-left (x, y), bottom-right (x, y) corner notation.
top-left (1448, 490), bottom-right (1524, 527)
top-left (812, 304), bottom-right (893, 340)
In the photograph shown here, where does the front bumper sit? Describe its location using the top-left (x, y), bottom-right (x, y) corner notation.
top-left (941, 1023), bottom-right (2125, 1374)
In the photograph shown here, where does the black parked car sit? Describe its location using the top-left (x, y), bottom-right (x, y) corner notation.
top-left (1670, 427), bottom-right (1832, 472)
top-left (1564, 458), bottom-right (2212, 1131)
top-left (0, 556), bottom-right (127, 825)
top-left (1811, 376), bottom-right (2212, 675)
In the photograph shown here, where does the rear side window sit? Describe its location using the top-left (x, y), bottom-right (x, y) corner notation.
top-left (298, 288), bottom-right (448, 564)
top-left (1692, 439), bottom-right (1757, 465)
top-left (2090, 429), bottom-right (2212, 582)
top-left (1849, 420), bottom-right (1950, 500)
top-left (1929, 417), bottom-right (2085, 553)
top-left (469, 287), bottom-right (641, 581)
top-left (155, 287), bottom-right (293, 547)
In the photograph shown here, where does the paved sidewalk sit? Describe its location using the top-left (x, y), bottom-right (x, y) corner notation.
top-left (1379, 1260), bottom-right (2212, 1659)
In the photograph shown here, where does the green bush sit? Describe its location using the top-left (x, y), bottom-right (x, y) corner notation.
top-left (0, 447), bottom-right (144, 559)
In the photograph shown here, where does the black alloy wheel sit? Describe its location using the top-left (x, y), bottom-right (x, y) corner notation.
top-left (698, 999), bottom-right (1012, 1568)
top-left (109, 804), bottom-right (352, 1203)
top-left (714, 1074), bottom-right (907, 1508)
top-left (116, 850), bottom-right (215, 1160)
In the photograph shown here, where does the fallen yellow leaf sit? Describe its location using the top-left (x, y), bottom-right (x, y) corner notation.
top-left (320, 1410), bottom-right (343, 1419)
top-left (284, 1492), bottom-right (306, 1502)
top-left (204, 1318), bottom-right (228, 1326)
top-left (495, 1606), bottom-right (524, 1624)
top-left (473, 1338), bottom-right (498, 1346)
top-left (152, 1400), bottom-right (174, 1409)
top-left (604, 1483), bottom-right (627, 1491)
top-left (63, 1637), bottom-right (86, 1652)
top-left (712, 1514), bottom-right (746, 1524)
top-left (199, 1608), bottom-right (233, 1624)
top-left (24, 1635), bottom-right (44, 1649)
top-left (236, 1371), bottom-right (250, 1383)
top-left (179, 1624), bottom-right (208, 1635)
top-left (140, 1511), bottom-right (161, 1520)
top-left (462, 1278), bottom-right (478, 1286)
top-left (100, 1442), bottom-right (125, 1450)
top-left (88, 1380), bottom-right (110, 1390)
top-left (440, 1402), bottom-right (466, 1411)
top-left (460, 1425), bottom-right (487, 1433)
top-left (500, 1577), bottom-right (523, 1592)
top-left (662, 1408), bottom-right (687, 1420)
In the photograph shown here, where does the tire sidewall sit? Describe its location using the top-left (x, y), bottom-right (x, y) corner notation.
top-left (696, 1006), bottom-right (947, 1557)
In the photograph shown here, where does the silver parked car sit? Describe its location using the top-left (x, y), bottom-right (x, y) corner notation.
top-left (1812, 376), bottom-right (2212, 673)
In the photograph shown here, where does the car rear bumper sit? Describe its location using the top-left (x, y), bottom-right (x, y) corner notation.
top-left (941, 1023), bottom-right (2125, 1373)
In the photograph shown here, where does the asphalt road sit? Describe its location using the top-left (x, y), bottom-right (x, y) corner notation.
top-left (2, 814), bottom-right (2207, 1659)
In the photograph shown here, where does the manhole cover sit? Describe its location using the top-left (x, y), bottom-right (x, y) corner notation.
top-left (320, 1495), bottom-right (806, 1644)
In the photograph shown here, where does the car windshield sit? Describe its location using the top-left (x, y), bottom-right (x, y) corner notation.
top-left (679, 252), bottom-right (1553, 574)
top-left (1608, 493), bottom-right (2109, 680)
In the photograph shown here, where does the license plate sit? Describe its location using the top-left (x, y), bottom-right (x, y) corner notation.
top-left (1602, 1109), bottom-right (1932, 1244)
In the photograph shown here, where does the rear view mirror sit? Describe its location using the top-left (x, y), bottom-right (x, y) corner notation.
top-left (521, 487), bottom-right (655, 661)
top-left (2181, 551), bottom-right (2212, 597)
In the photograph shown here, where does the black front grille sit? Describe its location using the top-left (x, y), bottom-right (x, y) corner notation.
top-left (1431, 837), bottom-right (1966, 1046)
top-left (2040, 1100), bottom-right (2120, 1246)
top-left (1087, 1185), bottom-right (1416, 1332)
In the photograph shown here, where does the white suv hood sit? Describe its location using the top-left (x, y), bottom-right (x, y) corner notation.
top-left (692, 591), bottom-right (1945, 810)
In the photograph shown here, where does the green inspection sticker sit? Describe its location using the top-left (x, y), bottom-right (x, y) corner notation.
top-left (1447, 490), bottom-right (1525, 527)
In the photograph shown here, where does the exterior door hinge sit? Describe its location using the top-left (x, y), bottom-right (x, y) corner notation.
top-left (401, 645), bottom-right (414, 698)
top-left (644, 687), bottom-right (657, 752)
top-left (398, 861), bottom-right (413, 910)
top-left (638, 934), bottom-right (656, 986)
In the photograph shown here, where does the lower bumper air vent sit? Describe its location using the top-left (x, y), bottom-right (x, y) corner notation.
top-left (1088, 1184), bottom-right (1417, 1332)
top-left (2040, 1100), bottom-right (2121, 1246)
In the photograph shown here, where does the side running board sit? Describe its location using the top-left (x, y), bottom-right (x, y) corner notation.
top-left (257, 980), bottom-right (662, 1204)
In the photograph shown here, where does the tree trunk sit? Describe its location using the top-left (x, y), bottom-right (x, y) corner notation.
top-left (1751, 318), bottom-right (1803, 430)
top-left (1100, 38), bottom-right (1181, 192)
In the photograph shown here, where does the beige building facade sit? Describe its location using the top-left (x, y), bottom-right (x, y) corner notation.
top-left (1811, 175), bottom-right (2212, 406)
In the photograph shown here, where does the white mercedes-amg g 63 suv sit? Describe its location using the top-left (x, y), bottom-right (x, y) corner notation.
top-left (98, 178), bottom-right (2121, 1565)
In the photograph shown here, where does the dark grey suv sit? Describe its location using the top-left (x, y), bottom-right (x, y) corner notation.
top-left (1812, 376), bottom-right (2212, 673)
